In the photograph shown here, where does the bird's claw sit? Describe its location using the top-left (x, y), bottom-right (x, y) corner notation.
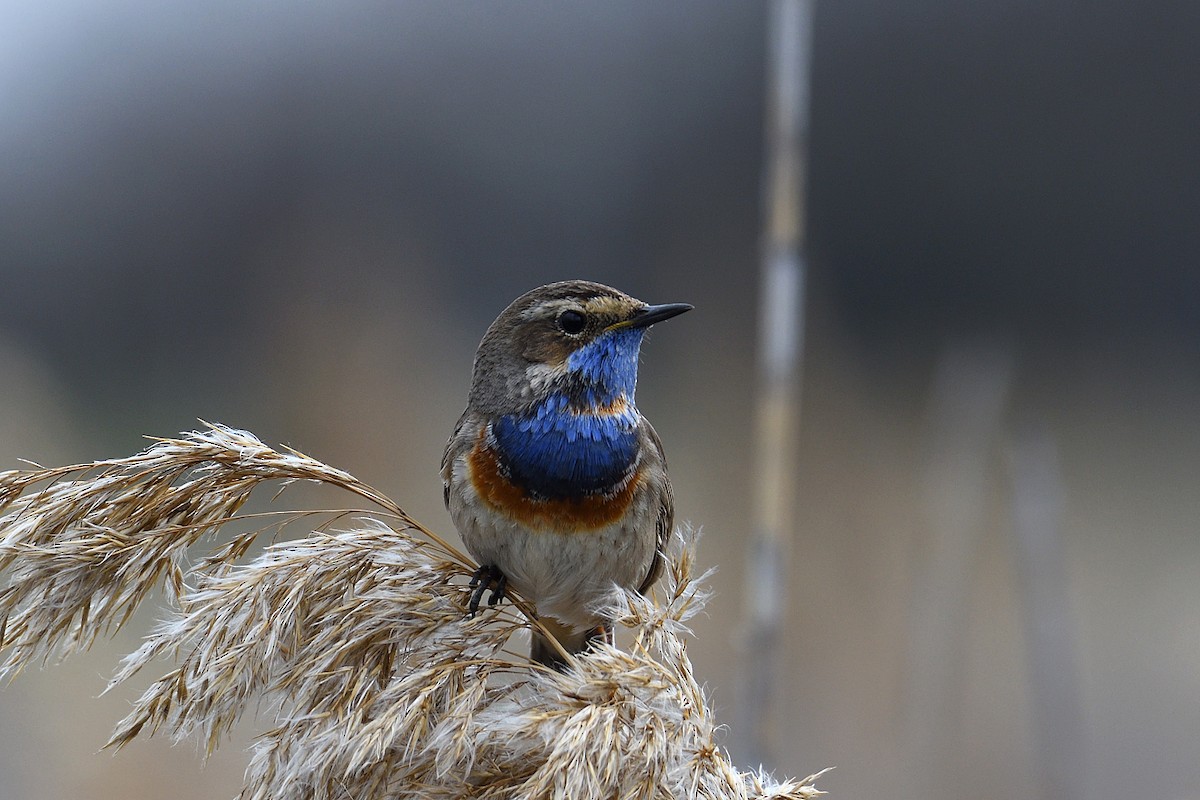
top-left (468, 565), bottom-right (507, 617)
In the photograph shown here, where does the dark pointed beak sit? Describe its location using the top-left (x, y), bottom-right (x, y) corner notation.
top-left (616, 302), bottom-right (694, 331)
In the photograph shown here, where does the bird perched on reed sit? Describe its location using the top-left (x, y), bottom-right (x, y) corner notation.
top-left (442, 280), bottom-right (691, 668)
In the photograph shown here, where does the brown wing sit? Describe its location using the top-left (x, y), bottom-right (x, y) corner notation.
top-left (637, 419), bottom-right (674, 594)
top-left (441, 408), bottom-right (473, 509)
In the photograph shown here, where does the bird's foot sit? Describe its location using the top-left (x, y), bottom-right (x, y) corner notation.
top-left (468, 564), bottom-right (508, 617)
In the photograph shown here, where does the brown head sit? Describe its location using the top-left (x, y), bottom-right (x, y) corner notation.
top-left (467, 280), bottom-right (691, 415)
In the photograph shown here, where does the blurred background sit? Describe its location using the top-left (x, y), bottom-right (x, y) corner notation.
top-left (1, 2), bottom-right (1198, 799)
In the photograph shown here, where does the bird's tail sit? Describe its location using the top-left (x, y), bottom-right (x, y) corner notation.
top-left (529, 618), bottom-right (612, 670)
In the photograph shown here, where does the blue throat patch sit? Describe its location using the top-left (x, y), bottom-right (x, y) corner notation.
top-left (492, 328), bottom-right (645, 498)
top-left (565, 327), bottom-right (644, 404)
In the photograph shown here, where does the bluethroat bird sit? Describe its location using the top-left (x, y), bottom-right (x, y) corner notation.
top-left (442, 280), bottom-right (692, 668)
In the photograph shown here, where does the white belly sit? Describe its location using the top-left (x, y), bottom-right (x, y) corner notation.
top-left (450, 465), bottom-right (658, 630)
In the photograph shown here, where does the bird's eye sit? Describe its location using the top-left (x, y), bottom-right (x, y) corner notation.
top-left (556, 309), bottom-right (587, 335)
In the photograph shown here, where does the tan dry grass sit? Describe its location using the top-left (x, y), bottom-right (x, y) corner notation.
top-left (0, 423), bottom-right (826, 799)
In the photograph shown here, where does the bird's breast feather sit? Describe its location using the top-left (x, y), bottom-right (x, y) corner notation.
top-left (467, 433), bottom-right (642, 532)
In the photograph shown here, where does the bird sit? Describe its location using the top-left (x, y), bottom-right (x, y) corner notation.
top-left (442, 280), bottom-right (692, 669)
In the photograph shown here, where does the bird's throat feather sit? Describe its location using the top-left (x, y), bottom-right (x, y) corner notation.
top-left (491, 392), bottom-right (639, 499)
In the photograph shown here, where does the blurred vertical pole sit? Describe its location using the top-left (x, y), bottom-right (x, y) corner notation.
top-left (737, 0), bottom-right (814, 768)
top-left (1008, 425), bottom-right (1085, 800)
top-left (908, 342), bottom-right (1012, 800)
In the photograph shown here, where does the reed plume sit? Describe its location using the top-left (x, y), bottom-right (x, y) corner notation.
top-left (0, 423), bottom-right (826, 799)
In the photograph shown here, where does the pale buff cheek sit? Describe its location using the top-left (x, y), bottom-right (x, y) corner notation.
top-left (515, 362), bottom-right (566, 402)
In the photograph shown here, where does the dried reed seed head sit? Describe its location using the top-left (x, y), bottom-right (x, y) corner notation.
top-left (0, 423), bottom-right (824, 800)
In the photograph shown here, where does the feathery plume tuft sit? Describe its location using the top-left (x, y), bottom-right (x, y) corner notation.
top-left (0, 423), bottom-right (825, 799)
